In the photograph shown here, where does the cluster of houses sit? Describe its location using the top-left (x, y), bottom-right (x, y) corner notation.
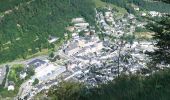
top-left (96, 8), bottom-right (147, 37)
top-left (57, 9), bottom-right (155, 86)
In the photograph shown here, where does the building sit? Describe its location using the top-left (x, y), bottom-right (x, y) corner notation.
top-left (141, 12), bottom-right (147, 16)
top-left (74, 23), bottom-right (89, 30)
top-left (64, 45), bottom-right (79, 56)
top-left (8, 81), bottom-right (15, 91)
top-left (27, 59), bottom-right (47, 68)
top-left (48, 35), bottom-right (59, 43)
top-left (66, 26), bottom-right (75, 32)
top-left (149, 11), bottom-right (162, 17)
top-left (72, 18), bottom-right (85, 23)
top-left (20, 72), bottom-right (27, 79)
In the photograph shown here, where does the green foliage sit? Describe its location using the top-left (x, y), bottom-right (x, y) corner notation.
top-left (121, 34), bottom-right (135, 44)
top-left (49, 52), bottom-right (55, 58)
top-left (0, 0), bottom-right (95, 64)
top-left (129, 0), bottom-right (170, 13)
top-left (155, 0), bottom-right (170, 3)
top-left (8, 64), bottom-right (24, 83)
top-left (102, 0), bottom-right (170, 13)
top-left (47, 69), bottom-right (170, 100)
top-left (79, 31), bottom-right (85, 37)
top-left (0, 0), bottom-right (30, 12)
top-left (26, 66), bottom-right (35, 78)
top-left (101, 0), bottom-right (135, 14)
top-left (135, 27), bottom-right (148, 32)
top-left (146, 15), bottom-right (170, 64)
top-left (32, 78), bottom-right (39, 86)
top-left (48, 81), bottom-right (84, 100)
top-left (0, 64), bottom-right (35, 98)
top-left (0, 64), bottom-right (24, 98)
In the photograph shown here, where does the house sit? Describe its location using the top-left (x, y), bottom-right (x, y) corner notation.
top-left (72, 33), bottom-right (78, 37)
top-left (8, 81), bottom-right (15, 91)
top-left (128, 14), bottom-right (135, 19)
top-left (0, 66), bottom-right (7, 85)
top-left (72, 18), bottom-right (85, 23)
top-left (8, 85), bottom-right (15, 91)
top-left (64, 42), bottom-right (79, 56)
top-left (27, 59), bottom-right (47, 68)
top-left (20, 72), bottom-right (27, 79)
top-left (134, 7), bottom-right (139, 11)
top-left (149, 11), bottom-right (162, 17)
top-left (74, 23), bottom-right (89, 30)
top-left (141, 12), bottom-right (147, 16)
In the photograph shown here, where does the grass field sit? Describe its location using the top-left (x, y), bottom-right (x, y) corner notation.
top-left (135, 32), bottom-right (154, 41)
top-left (92, 0), bottom-right (127, 17)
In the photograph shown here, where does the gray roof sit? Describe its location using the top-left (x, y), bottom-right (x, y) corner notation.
top-left (27, 59), bottom-right (46, 68)
top-left (64, 42), bottom-right (78, 54)
top-left (8, 81), bottom-right (15, 86)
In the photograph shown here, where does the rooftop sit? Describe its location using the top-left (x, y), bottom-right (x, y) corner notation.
top-left (27, 59), bottom-right (46, 68)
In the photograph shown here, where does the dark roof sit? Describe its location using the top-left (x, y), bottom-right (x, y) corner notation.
top-left (48, 35), bottom-right (57, 40)
top-left (8, 81), bottom-right (15, 86)
top-left (36, 84), bottom-right (43, 89)
top-left (27, 59), bottom-right (46, 68)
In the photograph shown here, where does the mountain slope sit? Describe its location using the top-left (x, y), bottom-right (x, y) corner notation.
top-left (0, 0), bottom-right (95, 63)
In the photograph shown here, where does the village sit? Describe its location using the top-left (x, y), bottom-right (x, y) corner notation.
top-left (0, 7), bottom-right (158, 100)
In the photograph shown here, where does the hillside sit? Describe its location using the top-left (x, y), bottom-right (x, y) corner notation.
top-left (102, 0), bottom-right (170, 13)
top-left (0, 0), bottom-right (30, 12)
top-left (43, 69), bottom-right (170, 100)
top-left (0, 0), bottom-right (170, 99)
top-left (0, 0), bottom-right (95, 64)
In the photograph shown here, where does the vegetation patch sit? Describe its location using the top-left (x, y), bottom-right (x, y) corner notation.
top-left (0, 0), bottom-right (95, 64)
top-left (0, 64), bottom-right (34, 98)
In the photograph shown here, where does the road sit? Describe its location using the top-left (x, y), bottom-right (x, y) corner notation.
top-left (18, 69), bottom-right (82, 100)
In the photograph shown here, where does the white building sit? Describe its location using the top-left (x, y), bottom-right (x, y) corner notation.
top-left (72, 18), bottom-right (85, 23)
top-left (149, 11), bottom-right (162, 17)
top-left (20, 72), bottom-right (27, 79)
top-left (8, 85), bottom-right (15, 91)
top-left (48, 36), bottom-right (59, 43)
top-left (75, 23), bottom-right (89, 29)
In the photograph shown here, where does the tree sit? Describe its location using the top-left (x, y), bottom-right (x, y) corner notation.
top-left (154, 0), bottom-right (170, 3)
top-left (48, 81), bottom-right (84, 100)
top-left (26, 66), bottom-right (35, 78)
top-left (32, 78), bottom-right (39, 86)
top-left (47, 69), bottom-right (170, 100)
top-left (0, 0), bottom-right (95, 64)
top-left (49, 52), bottom-right (55, 58)
top-left (147, 15), bottom-right (170, 65)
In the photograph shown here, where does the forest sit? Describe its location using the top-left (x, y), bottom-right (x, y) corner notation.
top-left (0, 0), bottom-right (95, 63)
top-left (102, 0), bottom-right (170, 13)
top-left (0, 0), bottom-right (30, 12)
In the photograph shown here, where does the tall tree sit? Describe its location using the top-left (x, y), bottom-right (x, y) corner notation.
top-left (147, 15), bottom-right (170, 65)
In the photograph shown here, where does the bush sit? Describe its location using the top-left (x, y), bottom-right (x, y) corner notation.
top-left (32, 78), bottom-right (39, 86)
